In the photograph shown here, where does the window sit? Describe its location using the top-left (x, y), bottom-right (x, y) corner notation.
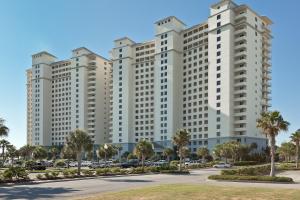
top-left (217, 44), bottom-right (221, 49)
top-left (217, 29), bottom-right (221, 34)
top-left (217, 36), bottom-right (221, 42)
top-left (217, 14), bottom-right (221, 20)
top-left (217, 22), bottom-right (221, 27)
top-left (217, 51), bottom-right (221, 56)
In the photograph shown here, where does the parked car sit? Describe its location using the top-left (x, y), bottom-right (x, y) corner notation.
top-left (26, 161), bottom-right (47, 170)
top-left (121, 159), bottom-right (139, 168)
top-left (69, 161), bottom-right (78, 167)
top-left (213, 162), bottom-right (231, 168)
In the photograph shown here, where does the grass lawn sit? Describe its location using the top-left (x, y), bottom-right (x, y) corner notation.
top-left (83, 184), bottom-right (300, 200)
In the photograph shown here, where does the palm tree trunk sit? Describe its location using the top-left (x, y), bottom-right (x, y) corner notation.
top-left (77, 152), bottom-right (82, 176)
top-left (296, 143), bottom-right (299, 168)
top-left (2, 146), bottom-right (4, 161)
top-left (142, 155), bottom-right (145, 172)
top-left (270, 135), bottom-right (276, 177)
top-left (179, 151), bottom-right (182, 172)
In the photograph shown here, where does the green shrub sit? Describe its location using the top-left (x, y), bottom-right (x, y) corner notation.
top-left (36, 174), bottom-right (43, 180)
top-left (110, 167), bottom-right (121, 174)
top-left (160, 170), bottom-right (190, 174)
top-left (130, 167), bottom-right (145, 174)
top-left (44, 172), bottom-right (53, 179)
top-left (24, 160), bottom-right (35, 169)
top-left (62, 169), bottom-right (77, 178)
top-left (221, 165), bottom-right (270, 176)
top-left (51, 171), bottom-right (59, 178)
top-left (208, 175), bottom-right (293, 183)
top-left (233, 161), bottom-right (258, 166)
top-left (55, 160), bottom-right (66, 168)
top-left (3, 167), bottom-right (29, 180)
top-left (82, 170), bottom-right (94, 176)
top-left (170, 161), bottom-right (179, 168)
top-left (96, 168), bottom-right (110, 176)
top-left (3, 169), bottom-right (13, 180)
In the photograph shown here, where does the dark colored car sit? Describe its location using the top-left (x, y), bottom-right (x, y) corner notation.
top-left (120, 159), bottom-right (139, 168)
top-left (26, 162), bottom-right (47, 170)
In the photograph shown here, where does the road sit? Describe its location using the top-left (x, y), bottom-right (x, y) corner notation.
top-left (0, 169), bottom-right (299, 200)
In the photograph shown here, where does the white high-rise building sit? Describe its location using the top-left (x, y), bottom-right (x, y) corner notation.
top-left (26, 47), bottom-right (112, 147)
top-left (110, 0), bottom-right (272, 153)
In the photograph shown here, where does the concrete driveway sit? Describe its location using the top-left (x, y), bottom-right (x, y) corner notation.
top-left (0, 168), bottom-right (299, 200)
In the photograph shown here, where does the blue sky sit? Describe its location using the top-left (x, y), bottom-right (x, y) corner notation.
top-left (0, 0), bottom-right (299, 148)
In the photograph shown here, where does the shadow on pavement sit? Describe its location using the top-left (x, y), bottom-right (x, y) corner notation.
top-left (0, 187), bottom-right (79, 200)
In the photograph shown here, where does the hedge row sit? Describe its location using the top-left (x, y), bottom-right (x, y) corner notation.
top-left (221, 165), bottom-right (270, 176)
top-left (232, 161), bottom-right (259, 166)
top-left (0, 167), bottom-right (29, 182)
top-left (36, 166), bottom-right (186, 180)
top-left (208, 175), bottom-right (293, 183)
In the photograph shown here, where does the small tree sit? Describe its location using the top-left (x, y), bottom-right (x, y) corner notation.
top-left (134, 140), bottom-right (154, 172)
top-left (6, 145), bottom-right (17, 166)
top-left (61, 145), bottom-right (76, 168)
top-left (163, 148), bottom-right (174, 163)
top-left (98, 144), bottom-right (117, 163)
top-left (127, 153), bottom-right (137, 160)
top-left (49, 146), bottom-right (59, 160)
top-left (19, 145), bottom-right (35, 160)
top-left (0, 139), bottom-right (10, 162)
top-left (257, 111), bottom-right (289, 176)
top-left (33, 146), bottom-right (48, 161)
top-left (0, 118), bottom-right (9, 138)
top-left (197, 147), bottom-right (209, 161)
top-left (172, 129), bottom-right (190, 171)
top-left (66, 129), bottom-right (93, 175)
top-left (277, 142), bottom-right (295, 162)
top-left (290, 130), bottom-right (300, 168)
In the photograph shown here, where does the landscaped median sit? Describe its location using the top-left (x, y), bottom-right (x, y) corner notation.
top-left (208, 164), bottom-right (294, 183)
top-left (208, 175), bottom-right (293, 183)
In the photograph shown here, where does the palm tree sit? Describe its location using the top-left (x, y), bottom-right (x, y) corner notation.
top-left (163, 148), bottom-right (174, 163)
top-left (19, 145), bottom-right (35, 160)
top-left (33, 146), bottom-right (48, 160)
top-left (0, 118), bottom-right (9, 138)
top-left (172, 129), bottom-right (190, 171)
top-left (6, 145), bottom-right (17, 166)
top-left (277, 142), bottom-right (295, 162)
top-left (257, 111), bottom-right (290, 176)
top-left (49, 146), bottom-right (59, 160)
top-left (98, 144), bottom-right (117, 164)
top-left (61, 145), bottom-right (76, 168)
top-left (197, 147), bottom-right (209, 161)
top-left (134, 140), bottom-right (154, 172)
top-left (0, 139), bottom-right (10, 162)
top-left (290, 130), bottom-right (300, 168)
top-left (66, 129), bottom-right (93, 176)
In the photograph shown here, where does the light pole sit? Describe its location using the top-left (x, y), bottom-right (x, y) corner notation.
top-left (104, 143), bottom-right (108, 166)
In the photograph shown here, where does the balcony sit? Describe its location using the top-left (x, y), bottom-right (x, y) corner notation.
top-left (235, 35), bottom-right (247, 43)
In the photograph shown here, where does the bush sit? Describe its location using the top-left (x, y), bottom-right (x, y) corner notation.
top-left (160, 170), bottom-right (190, 174)
top-left (111, 167), bottom-right (121, 174)
top-left (130, 167), bottom-right (146, 174)
top-left (208, 175), bottom-right (293, 183)
top-left (233, 161), bottom-right (258, 166)
top-left (51, 171), bottom-right (60, 178)
top-left (44, 172), bottom-right (53, 179)
top-left (170, 161), bottom-right (179, 168)
top-left (82, 170), bottom-right (94, 176)
top-left (277, 163), bottom-right (300, 170)
top-left (62, 169), bottom-right (77, 178)
top-left (96, 168), bottom-right (110, 176)
top-left (3, 167), bottom-right (29, 180)
top-left (55, 160), bottom-right (66, 168)
top-left (221, 165), bottom-right (270, 176)
top-left (36, 174), bottom-right (43, 180)
top-left (3, 169), bottom-right (13, 180)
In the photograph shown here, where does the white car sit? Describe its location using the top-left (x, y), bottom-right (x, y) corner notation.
top-left (213, 162), bottom-right (231, 168)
